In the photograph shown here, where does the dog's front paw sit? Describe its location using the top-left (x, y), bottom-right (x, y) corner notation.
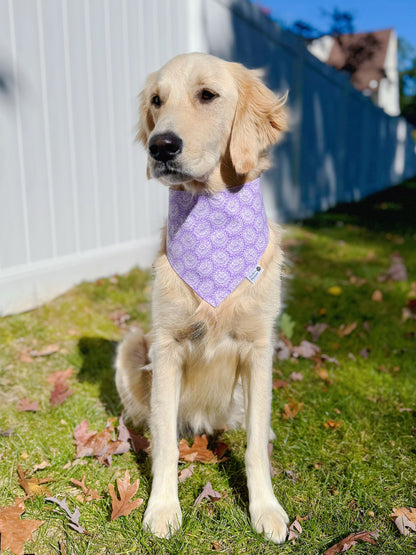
top-left (143, 499), bottom-right (182, 539)
top-left (250, 501), bottom-right (289, 544)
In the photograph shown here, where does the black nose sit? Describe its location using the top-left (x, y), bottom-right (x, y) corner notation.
top-left (148, 133), bottom-right (183, 163)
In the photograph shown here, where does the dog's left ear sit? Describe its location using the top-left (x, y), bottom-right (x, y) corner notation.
top-left (229, 64), bottom-right (288, 175)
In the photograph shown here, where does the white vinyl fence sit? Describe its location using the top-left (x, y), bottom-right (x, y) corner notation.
top-left (1, 0), bottom-right (415, 315)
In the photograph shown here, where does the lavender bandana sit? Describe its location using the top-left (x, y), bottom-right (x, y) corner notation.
top-left (166, 178), bottom-right (269, 307)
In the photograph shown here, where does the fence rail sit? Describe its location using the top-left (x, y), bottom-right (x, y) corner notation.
top-left (1, 0), bottom-right (415, 315)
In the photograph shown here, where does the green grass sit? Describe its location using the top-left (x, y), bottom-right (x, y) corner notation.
top-left (1, 179), bottom-right (416, 554)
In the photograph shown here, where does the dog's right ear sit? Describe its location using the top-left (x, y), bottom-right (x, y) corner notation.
top-left (229, 64), bottom-right (288, 175)
top-left (136, 72), bottom-right (157, 147)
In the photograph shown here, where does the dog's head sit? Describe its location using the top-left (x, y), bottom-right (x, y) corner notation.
top-left (137, 53), bottom-right (287, 192)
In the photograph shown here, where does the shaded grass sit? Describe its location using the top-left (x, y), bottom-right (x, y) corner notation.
top-left (1, 179), bottom-right (416, 553)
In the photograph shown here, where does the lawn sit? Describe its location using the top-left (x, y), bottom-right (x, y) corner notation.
top-left (0, 178), bottom-right (415, 554)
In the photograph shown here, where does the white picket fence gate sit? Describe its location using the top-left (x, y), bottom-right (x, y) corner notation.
top-left (1, 0), bottom-right (415, 315)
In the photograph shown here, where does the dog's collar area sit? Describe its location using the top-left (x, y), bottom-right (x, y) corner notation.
top-left (166, 178), bottom-right (269, 307)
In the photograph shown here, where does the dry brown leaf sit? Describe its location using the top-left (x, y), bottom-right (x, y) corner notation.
top-left (17, 466), bottom-right (52, 498)
top-left (110, 310), bottom-right (130, 328)
top-left (32, 461), bottom-right (51, 472)
top-left (48, 368), bottom-right (74, 407)
top-left (287, 519), bottom-right (303, 543)
top-left (0, 498), bottom-right (44, 555)
top-left (282, 400), bottom-right (304, 420)
top-left (178, 464), bottom-right (194, 483)
top-left (324, 420), bottom-right (342, 429)
top-left (371, 290), bottom-right (383, 302)
top-left (73, 419), bottom-right (130, 465)
top-left (45, 497), bottom-right (87, 533)
top-left (273, 379), bottom-right (289, 389)
top-left (324, 530), bottom-right (379, 554)
top-left (387, 253), bottom-right (408, 281)
top-left (70, 476), bottom-right (101, 502)
top-left (289, 371), bottom-right (304, 382)
top-left (292, 340), bottom-right (321, 359)
top-left (19, 350), bottom-right (34, 363)
top-left (16, 398), bottom-right (39, 412)
top-left (307, 323), bottom-right (328, 342)
top-left (50, 381), bottom-right (74, 407)
top-left (390, 507), bottom-right (416, 536)
top-left (194, 482), bottom-right (222, 505)
top-left (179, 434), bottom-right (219, 463)
top-left (109, 470), bottom-right (143, 520)
top-left (118, 415), bottom-right (149, 453)
top-left (30, 344), bottom-right (60, 357)
top-left (47, 367), bottom-right (73, 384)
top-left (337, 322), bottom-right (357, 337)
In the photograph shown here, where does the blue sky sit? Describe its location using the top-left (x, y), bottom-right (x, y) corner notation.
top-left (256, 0), bottom-right (416, 50)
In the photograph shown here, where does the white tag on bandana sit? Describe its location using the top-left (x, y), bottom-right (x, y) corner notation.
top-left (246, 265), bottom-right (264, 284)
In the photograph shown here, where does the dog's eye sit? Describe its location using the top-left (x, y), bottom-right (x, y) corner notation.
top-left (151, 95), bottom-right (162, 107)
top-left (199, 89), bottom-right (218, 102)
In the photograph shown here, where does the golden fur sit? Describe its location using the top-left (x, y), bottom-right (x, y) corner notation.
top-left (115, 52), bottom-right (289, 543)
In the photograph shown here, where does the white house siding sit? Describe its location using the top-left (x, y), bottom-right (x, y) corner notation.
top-left (379, 30), bottom-right (400, 116)
top-left (0, 0), bottom-right (415, 315)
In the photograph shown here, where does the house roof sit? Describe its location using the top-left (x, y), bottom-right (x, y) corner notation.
top-left (326, 28), bottom-right (392, 92)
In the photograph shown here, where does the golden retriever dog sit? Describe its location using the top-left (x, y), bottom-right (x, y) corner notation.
top-left (115, 52), bottom-right (289, 543)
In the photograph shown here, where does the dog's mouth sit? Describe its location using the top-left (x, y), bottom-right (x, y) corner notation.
top-left (152, 161), bottom-right (193, 183)
top-left (151, 161), bottom-right (212, 190)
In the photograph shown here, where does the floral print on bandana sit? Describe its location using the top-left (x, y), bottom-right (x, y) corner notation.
top-left (166, 179), bottom-right (269, 307)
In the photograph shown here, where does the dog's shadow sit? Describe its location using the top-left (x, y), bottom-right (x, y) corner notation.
top-left (77, 336), bottom-right (121, 416)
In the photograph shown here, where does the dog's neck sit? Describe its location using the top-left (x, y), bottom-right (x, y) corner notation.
top-left (172, 148), bottom-right (271, 194)
top-left (166, 178), bottom-right (269, 307)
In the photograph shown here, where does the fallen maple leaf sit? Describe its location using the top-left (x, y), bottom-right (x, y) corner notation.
top-left (273, 378), bottom-right (289, 389)
top-left (179, 434), bottom-right (220, 463)
top-left (70, 476), bottom-right (101, 502)
top-left (387, 254), bottom-right (408, 281)
top-left (337, 322), bottom-right (357, 337)
top-left (287, 519), bottom-right (303, 543)
top-left (0, 498), bottom-right (44, 555)
top-left (324, 419), bottom-right (342, 429)
top-left (109, 470), bottom-right (143, 520)
top-left (48, 367), bottom-right (74, 407)
top-left (194, 482), bottom-right (222, 505)
top-left (307, 323), bottom-right (328, 342)
top-left (324, 530), bottom-right (379, 554)
top-left (282, 400), bottom-right (304, 420)
top-left (32, 461), bottom-right (51, 472)
top-left (45, 497), bottom-right (87, 533)
top-left (359, 347), bottom-right (370, 359)
top-left (17, 466), bottom-right (52, 498)
top-left (289, 371), bottom-right (303, 382)
top-left (73, 419), bottom-right (130, 466)
top-left (30, 344), bottom-right (60, 357)
top-left (118, 414), bottom-right (149, 453)
top-left (371, 290), bottom-right (383, 302)
top-left (292, 340), bottom-right (321, 359)
top-left (178, 464), bottom-right (194, 483)
top-left (390, 507), bottom-right (416, 536)
top-left (50, 381), bottom-right (74, 407)
top-left (110, 309), bottom-right (130, 328)
top-left (16, 398), bottom-right (39, 412)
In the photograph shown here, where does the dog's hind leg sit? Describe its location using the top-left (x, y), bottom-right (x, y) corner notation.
top-left (115, 328), bottom-right (152, 427)
top-left (241, 343), bottom-right (289, 544)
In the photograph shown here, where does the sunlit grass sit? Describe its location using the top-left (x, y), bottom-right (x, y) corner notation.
top-left (0, 179), bottom-right (415, 553)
